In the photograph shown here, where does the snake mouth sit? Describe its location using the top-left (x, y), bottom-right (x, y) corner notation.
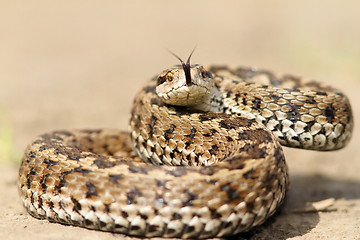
top-left (168, 47), bottom-right (196, 86)
top-left (183, 62), bottom-right (193, 86)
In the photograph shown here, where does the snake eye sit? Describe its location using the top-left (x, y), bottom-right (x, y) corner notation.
top-left (200, 67), bottom-right (212, 79)
top-left (157, 72), bottom-right (173, 85)
top-left (165, 72), bottom-right (173, 82)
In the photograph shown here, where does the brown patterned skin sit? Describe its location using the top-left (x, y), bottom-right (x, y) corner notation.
top-left (208, 66), bottom-right (353, 150)
top-left (18, 65), bottom-right (352, 238)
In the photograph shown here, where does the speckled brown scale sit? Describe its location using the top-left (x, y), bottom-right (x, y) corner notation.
top-left (19, 65), bottom-right (352, 238)
top-left (212, 66), bottom-right (353, 150)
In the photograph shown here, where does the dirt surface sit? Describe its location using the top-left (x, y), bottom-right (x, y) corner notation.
top-left (1, 1), bottom-right (360, 239)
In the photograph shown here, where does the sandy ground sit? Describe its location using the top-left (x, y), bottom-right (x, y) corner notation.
top-left (1, 1), bottom-right (360, 239)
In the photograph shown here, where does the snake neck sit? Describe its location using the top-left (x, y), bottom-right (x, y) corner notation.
top-left (191, 86), bottom-right (226, 113)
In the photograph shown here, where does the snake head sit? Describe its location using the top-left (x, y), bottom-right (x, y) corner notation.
top-left (156, 64), bottom-right (214, 108)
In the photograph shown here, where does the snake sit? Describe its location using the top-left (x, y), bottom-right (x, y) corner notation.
top-left (18, 54), bottom-right (353, 238)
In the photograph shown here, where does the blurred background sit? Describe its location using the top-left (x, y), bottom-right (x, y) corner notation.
top-left (0, 1), bottom-right (359, 239)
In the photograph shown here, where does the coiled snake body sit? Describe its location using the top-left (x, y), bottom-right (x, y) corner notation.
top-left (19, 63), bottom-right (353, 238)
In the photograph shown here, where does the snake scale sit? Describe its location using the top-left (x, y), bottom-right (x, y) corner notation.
top-left (19, 56), bottom-right (353, 238)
